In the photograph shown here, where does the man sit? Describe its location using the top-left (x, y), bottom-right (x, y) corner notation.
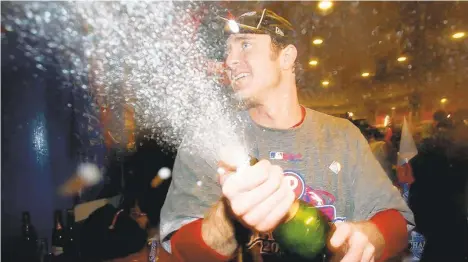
top-left (159, 9), bottom-right (414, 262)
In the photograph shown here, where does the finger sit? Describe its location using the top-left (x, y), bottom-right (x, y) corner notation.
top-left (329, 223), bottom-right (352, 249)
top-left (242, 176), bottom-right (292, 230)
top-left (218, 161), bottom-right (237, 174)
top-left (240, 159), bottom-right (271, 189)
top-left (256, 182), bottom-right (296, 232)
top-left (229, 165), bottom-right (283, 217)
top-left (360, 244), bottom-right (375, 262)
top-left (217, 167), bottom-right (235, 186)
top-left (222, 160), bottom-right (270, 198)
top-left (340, 231), bottom-right (368, 262)
top-left (217, 160), bottom-right (241, 186)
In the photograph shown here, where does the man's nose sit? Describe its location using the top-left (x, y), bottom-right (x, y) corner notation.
top-left (225, 52), bottom-right (240, 71)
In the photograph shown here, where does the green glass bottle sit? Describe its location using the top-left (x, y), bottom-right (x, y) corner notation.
top-left (273, 200), bottom-right (330, 259)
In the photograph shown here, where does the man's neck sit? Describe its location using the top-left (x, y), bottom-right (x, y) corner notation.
top-left (248, 88), bottom-right (302, 129)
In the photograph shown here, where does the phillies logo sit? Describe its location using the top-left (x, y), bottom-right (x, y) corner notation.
top-left (302, 186), bottom-right (336, 206)
top-left (283, 171), bottom-right (342, 222)
top-left (283, 171), bottom-right (305, 199)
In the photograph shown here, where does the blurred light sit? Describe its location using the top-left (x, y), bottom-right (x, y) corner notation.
top-left (309, 59), bottom-right (318, 66)
top-left (397, 56), bottom-right (407, 62)
top-left (321, 80), bottom-right (329, 86)
top-left (318, 1), bottom-right (333, 10)
top-left (447, 114), bottom-right (451, 118)
top-left (392, 107), bottom-right (396, 110)
top-left (452, 32), bottom-right (466, 39)
top-left (440, 98), bottom-right (448, 104)
top-left (313, 38), bottom-right (323, 45)
top-left (384, 115), bottom-right (390, 127)
top-left (305, 217), bottom-right (314, 225)
top-left (227, 20), bottom-right (239, 33)
top-left (348, 112), bottom-right (354, 117)
top-left (361, 72), bottom-right (370, 77)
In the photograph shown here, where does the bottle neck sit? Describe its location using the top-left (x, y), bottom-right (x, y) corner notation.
top-left (284, 201), bottom-right (300, 223)
top-left (67, 209), bottom-right (75, 228)
top-left (22, 212), bottom-right (31, 225)
top-left (54, 217), bottom-right (63, 230)
top-left (67, 217), bottom-right (74, 228)
top-left (54, 210), bottom-right (63, 228)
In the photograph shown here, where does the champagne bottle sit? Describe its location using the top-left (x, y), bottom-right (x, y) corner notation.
top-left (37, 238), bottom-right (49, 262)
top-left (21, 211), bottom-right (38, 261)
top-left (65, 209), bottom-right (79, 260)
top-left (51, 210), bottom-right (65, 257)
top-left (273, 200), bottom-right (330, 259)
top-left (248, 157), bottom-right (331, 259)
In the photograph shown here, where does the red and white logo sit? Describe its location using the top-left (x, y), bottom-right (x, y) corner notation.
top-left (283, 171), bottom-right (305, 199)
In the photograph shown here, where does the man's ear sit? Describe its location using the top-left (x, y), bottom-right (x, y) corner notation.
top-left (280, 44), bottom-right (298, 70)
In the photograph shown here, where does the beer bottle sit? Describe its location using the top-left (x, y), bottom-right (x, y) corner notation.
top-left (65, 208), bottom-right (79, 260)
top-left (21, 211), bottom-right (38, 261)
top-left (51, 210), bottom-right (65, 258)
top-left (37, 238), bottom-right (49, 262)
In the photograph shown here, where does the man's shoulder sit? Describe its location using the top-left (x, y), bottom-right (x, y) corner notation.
top-left (305, 108), bottom-right (358, 133)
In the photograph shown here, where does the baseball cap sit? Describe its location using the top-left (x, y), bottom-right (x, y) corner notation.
top-left (219, 9), bottom-right (296, 42)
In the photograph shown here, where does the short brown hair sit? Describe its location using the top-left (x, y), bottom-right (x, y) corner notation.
top-left (269, 36), bottom-right (304, 87)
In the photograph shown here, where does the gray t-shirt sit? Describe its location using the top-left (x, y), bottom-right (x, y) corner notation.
top-left (160, 108), bottom-right (414, 258)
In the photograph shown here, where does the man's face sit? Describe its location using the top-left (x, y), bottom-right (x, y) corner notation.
top-left (225, 34), bottom-right (282, 103)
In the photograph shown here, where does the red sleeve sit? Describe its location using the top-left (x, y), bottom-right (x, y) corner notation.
top-left (160, 219), bottom-right (232, 262)
top-left (369, 209), bottom-right (408, 261)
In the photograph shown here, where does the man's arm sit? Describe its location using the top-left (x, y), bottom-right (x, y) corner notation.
top-left (159, 145), bottom-right (237, 262)
top-left (369, 209), bottom-right (408, 261)
top-left (349, 123), bottom-right (415, 260)
top-left (167, 210), bottom-right (237, 262)
top-left (201, 199), bottom-right (238, 256)
top-left (158, 214), bottom-right (235, 262)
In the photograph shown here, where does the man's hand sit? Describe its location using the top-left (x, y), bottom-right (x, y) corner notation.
top-left (218, 159), bottom-right (296, 233)
top-left (329, 222), bottom-right (385, 262)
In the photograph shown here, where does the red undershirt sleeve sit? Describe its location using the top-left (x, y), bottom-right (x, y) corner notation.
top-left (162, 219), bottom-right (232, 262)
top-left (369, 209), bottom-right (408, 261)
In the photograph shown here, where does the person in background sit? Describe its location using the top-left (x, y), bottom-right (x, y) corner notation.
top-left (122, 134), bottom-right (175, 240)
top-left (80, 134), bottom-right (175, 261)
top-left (408, 110), bottom-right (468, 261)
top-left (80, 204), bottom-right (149, 262)
top-left (355, 124), bottom-right (397, 185)
top-left (369, 130), bottom-right (398, 185)
top-left (431, 110), bottom-right (453, 136)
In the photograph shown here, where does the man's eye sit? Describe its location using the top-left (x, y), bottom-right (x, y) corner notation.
top-left (241, 42), bottom-right (251, 49)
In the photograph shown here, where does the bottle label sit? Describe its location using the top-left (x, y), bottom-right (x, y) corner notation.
top-left (51, 246), bottom-right (64, 256)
